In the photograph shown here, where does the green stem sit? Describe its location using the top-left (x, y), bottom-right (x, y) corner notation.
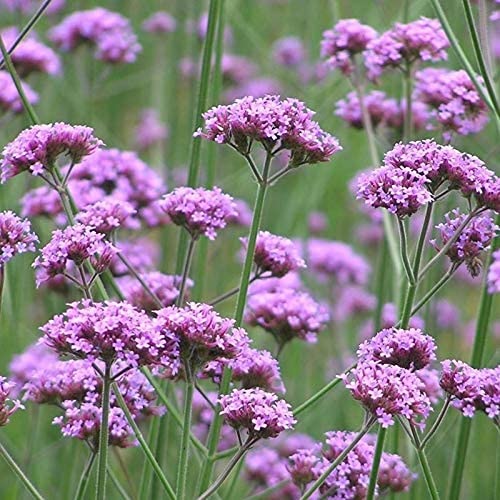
top-left (111, 383), bottom-right (176, 500)
top-left (107, 465), bottom-right (132, 500)
top-left (176, 378), bottom-right (195, 500)
top-left (366, 426), bottom-right (387, 500)
top-left (95, 363), bottom-right (111, 500)
top-left (373, 238), bottom-right (388, 332)
top-left (403, 63), bottom-right (413, 141)
top-left (177, 237), bottom-right (196, 307)
top-left (0, 442), bottom-right (45, 500)
top-left (410, 425), bottom-right (441, 500)
top-left (421, 397), bottom-right (452, 449)
top-left (300, 419), bottom-right (375, 499)
top-left (75, 452), bottom-right (97, 500)
top-left (138, 418), bottom-right (160, 500)
top-left (198, 440), bottom-right (253, 500)
top-left (397, 219), bottom-right (415, 285)
top-left (448, 220), bottom-right (499, 500)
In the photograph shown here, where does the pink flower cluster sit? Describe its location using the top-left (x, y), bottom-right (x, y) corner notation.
top-left (50, 8), bottom-right (141, 64)
top-left (33, 224), bottom-right (118, 286)
top-left (160, 186), bottom-right (237, 240)
top-left (0, 71), bottom-right (38, 115)
top-left (357, 327), bottom-right (437, 370)
top-left (0, 210), bottom-right (38, 266)
top-left (344, 361), bottom-right (432, 428)
top-left (1, 123), bottom-right (103, 184)
top-left (134, 108), bottom-right (169, 151)
top-left (219, 387), bottom-right (296, 440)
top-left (245, 230), bottom-right (305, 278)
top-left (246, 287), bottom-right (329, 346)
top-left (272, 36), bottom-right (306, 67)
top-left (488, 250), bottom-right (500, 294)
top-left (320, 19), bottom-right (377, 75)
top-left (0, 376), bottom-right (22, 426)
top-left (440, 360), bottom-right (499, 420)
top-left (431, 209), bottom-right (498, 276)
top-left (415, 68), bottom-right (489, 138)
top-left (195, 95), bottom-right (341, 166)
top-left (75, 199), bottom-right (137, 234)
top-left (365, 17), bottom-right (449, 79)
top-left (142, 11), bottom-right (177, 34)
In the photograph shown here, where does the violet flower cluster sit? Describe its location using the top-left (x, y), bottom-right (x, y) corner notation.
top-left (195, 95), bottom-right (341, 166)
top-left (75, 199), bottom-right (138, 234)
top-left (50, 8), bottom-right (141, 64)
top-left (219, 387), bottom-right (296, 440)
top-left (0, 70), bottom-right (38, 115)
top-left (142, 11), bottom-right (177, 34)
top-left (0, 376), bottom-right (23, 426)
top-left (487, 250), bottom-right (500, 294)
top-left (440, 360), bottom-right (499, 420)
top-left (272, 36), bottom-right (306, 67)
top-left (134, 108), bottom-right (169, 151)
top-left (160, 186), bottom-right (237, 240)
top-left (0, 210), bottom-right (38, 266)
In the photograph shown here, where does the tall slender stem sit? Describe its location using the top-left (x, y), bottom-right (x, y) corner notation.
top-left (111, 383), bottom-right (176, 500)
top-left (403, 62), bottom-right (413, 141)
top-left (366, 426), bottom-right (387, 500)
top-left (0, 442), bottom-right (45, 500)
top-left (95, 363), bottom-right (112, 500)
top-left (75, 452), bottom-right (97, 500)
top-left (300, 419), bottom-right (375, 499)
top-left (421, 397), bottom-right (451, 449)
top-left (177, 237), bottom-right (196, 307)
top-left (397, 219), bottom-right (415, 285)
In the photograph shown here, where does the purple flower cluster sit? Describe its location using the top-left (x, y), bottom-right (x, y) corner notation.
top-left (228, 198), bottom-right (252, 227)
top-left (75, 199), bottom-right (137, 234)
top-left (320, 19), bottom-right (377, 75)
top-left (431, 209), bottom-right (498, 276)
top-left (0, 71), bottom-right (38, 115)
top-left (195, 95), bottom-right (341, 166)
top-left (272, 36), bottom-right (306, 67)
top-left (0, 0), bottom-right (64, 14)
top-left (488, 250), bottom-right (500, 294)
top-left (0, 210), bottom-right (38, 266)
top-left (33, 224), bottom-right (118, 286)
top-left (246, 288), bottom-right (329, 346)
top-left (415, 68), bottom-right (489, 138)
top-left (357, 327), bottom-right (437, 370)
top-left (223, 77), bottom-right (282, 103)
top-left (110, 238), bottom-right (159, 277)
top-left (307, 238), bottom-right (371, 285)
top-left (221, 54), bottom-right (257, 86)
top-left (119, 272), bottom-right (193, 312)
top-left (155, 302), bottom-right (248, 373)
top-left (2, 27), bottom-right (61, 77)
top-left (50, 8), bottom-right (141, 64)
top-left (332, 285), bottom-right (376, 322)
top-left (1, 123), bottom-right (103, 184)
top-left (365, 17), bottom-right (449, 80)
top-left (0, 376), bottom-right (22, 426)
top-left (219, 388), bottom-right (295, 440)
top-left (344, 361), bottom-right (432, 428)
top-left (142, 11), bottom-right (177, 34)
top-left (134, 109), bottom-right (169, 151)
top-left (244, 231), bottom-right (305, 278)
top-left (160, 186), bottom-right (237, 240)
top-left (40, 300), bottom-right (179, 374)
top-left (203, 347), bottom-right (285, 393)
top-left (357, 139), bottom-right (500, 217)
top-left (440, 360), bottom-right (499, 420)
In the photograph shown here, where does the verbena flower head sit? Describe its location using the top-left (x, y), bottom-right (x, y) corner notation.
top-left (228, 198), bottom-right (252, 227)
top-left (0, 70), bottom-right (38, 115)
top-left (119, 272), bottom-right (193, 312)
top-left (219, 388), bottom-right (296, 440)
top-left (203, 347), bottom-right (285, 393)
top-left (488, 250), bottom-right (500, 294)
top-left (1, 27), bottom-right (61, 77)
top-left (50, 8), bottom-right (141, 64)
top-left (155, 303), bottom-right (249, 373)
top-left (335, 90), bottom-right (393, 129)
top-left (221, 54), bottom-right (257, 86)
top-left (33, 224), bottom-right (118, 286)
top-left (160, 186), bottom-right (237, 240)
top-left (246, 288), bottom-right (329, 347)
top-left (357, 327), bottom-right (437, 370)
top-left (317, 431), bottom-right (415, 497)
top-left (75, 199), bottom-right (137, 234)
top-left (320, 19), bottom-right (377, 75)
top-left (332, 285), bottom-right (376, 322)
top-left (142, 11), bottom-right (177, 34)
top-left (365, 17), bottom-right (449, 80)
top-left (307, 238), bottom-right (371, 285)
top-left (110, 237), bottom-right (159, 277)
top-left (1, 123), bottom-right (103, 184)
top-left (0, 210), bottom-right (38, 266)
top-left (135, 108), bottom-right (169, 151)
top-left (287, 448), bottom-right (319, 487)
top-left (308, 211), bottom-right (328, 234)
top-left (40, 300), bottom-right (178, 372)
top-left (440, 360), bottom-right (499, 420)
top-left (432, 299), bottom-right (461, 329)
top-left (223, 77), bottom-right (282, 103)
top-left (69, 148), bottom-right (167, 227)
top-left (0, 376), bottom-right (23, 426)
top-left (431, 209), bottom-right (498, 276)
top-left (344, 361), bottom-right (432, 428)
top-left (195, 95), bottom-right (341, 166)
top-left (272, 36), bottom-right (306, 67)
top-left (415, 68), bottom-right (489, 138)
top-left (416, 367), bottom-right (443, 404)
top-left (43, 362), bottom-right (164, 447)
top-left (243, 230), bottom-right (305, 278)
